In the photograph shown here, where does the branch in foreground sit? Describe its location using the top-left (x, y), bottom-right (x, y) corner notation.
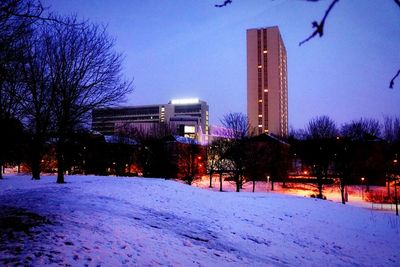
top-left (215, 0), bottom-right (232, 8)
top-left (389, 69), bottom-right (400, 89)
top-left (299, 0), bottom-right (340, 46)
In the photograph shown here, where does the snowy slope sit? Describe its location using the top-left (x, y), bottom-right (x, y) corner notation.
top-left (0, 175), bottom-right (399, 266)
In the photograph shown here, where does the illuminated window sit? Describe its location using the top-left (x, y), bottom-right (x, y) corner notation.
top-left (258, 99), bottom-right (262, 103)
top-left (258, 65), bottom-right (262, 69)
top-left (263, 50), bottom-right (267, 54)
top-left (258, 114), bottom-right (262, 117)
top-left (258, 125), bottom-right (262, 128)
top-left (264, 89), bottom-right (268, 92)
top-left (184, 125), bottom-right (196, 134)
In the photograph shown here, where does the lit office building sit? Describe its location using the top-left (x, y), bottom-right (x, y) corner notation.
top-left (92, 99), bottom-right (209, 143)
top-left (247, 26), bottom-right (288, 137)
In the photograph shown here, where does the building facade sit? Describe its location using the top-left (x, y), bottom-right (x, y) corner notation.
top-left (92, 99), bottom-right (209, 143)
top-left (247, 26), bottom-right (288, 137)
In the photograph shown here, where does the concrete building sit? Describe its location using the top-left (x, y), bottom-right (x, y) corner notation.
top-left (247, 26), bottom-right (288, 137)
top-left (92, 99), bottom-right (209, 143)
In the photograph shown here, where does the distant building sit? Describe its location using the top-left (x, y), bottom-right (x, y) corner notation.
top-left (247, 26), bottom-right (288, 137)
top-left (92, 99), bottom-right (209, 143)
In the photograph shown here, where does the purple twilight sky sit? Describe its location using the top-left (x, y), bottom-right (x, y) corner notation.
top-left (44, 0), bottom-right (400, 129)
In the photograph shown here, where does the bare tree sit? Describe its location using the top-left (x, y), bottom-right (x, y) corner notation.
top-left (243, 138), bottom-right (269, 192)
top-left (383, 116), bottom-right (400, 197)
top-left (177, 137), bottom-right (202, 185)
top-left (339, 118), bottom-right (385, 198)
top-left (0, 0), bottom-right (46, 179)
top-left (304, 115), bottom-right (338, 199)
top-left (206, 141), bottom-right (218, 188)
top-left (341, 118), bottom-right (381, 140)
top-left (43, 18), bottom-right (133, 183)
top-left (19, 25), bottom-right (57, 180)
top-left (307, 115), bottom-right (338, 139)
top-left (221, 112), bottom-right (251, 140)
top-left (0, 0), bottom-right (60, 119)
top-left (0, 0), bottom-right (42, 120)
top-left (209, 138), bottom-right (230, 192)
top-left (221, 112), bottom-right (251, 192)
top-left (383, 116), bottom-right (400, 143)
top-left (122, 122), bottom-right (176, 178)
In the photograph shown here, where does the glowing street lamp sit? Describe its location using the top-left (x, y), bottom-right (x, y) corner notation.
top-left (361, 177), bottom-right (365, 200)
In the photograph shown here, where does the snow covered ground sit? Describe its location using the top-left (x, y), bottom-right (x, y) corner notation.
top-left (0, 175), bottom-right (399, 266)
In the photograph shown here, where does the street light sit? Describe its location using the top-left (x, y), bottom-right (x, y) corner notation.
top-left (361, 177), bottom-right (365, 200)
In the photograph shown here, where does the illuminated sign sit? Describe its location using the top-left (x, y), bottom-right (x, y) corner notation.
top-left (170, 98), bottom-right (199, 105)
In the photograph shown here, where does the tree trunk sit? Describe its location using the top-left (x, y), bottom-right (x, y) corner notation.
top-left (0, 162), bottom-right (3, 179)
top-left (31, 151), bottom-right (41, 180)
top-left (317, 179), bottom-right (323, 199)
top-left (236, 173), bottom-right (241, 192)
top-left (340, 180), bottom-right (346, 205)
top-left (252, 180), bottom-right (255, 192)
top-left (209, 171), bottom-right (213, 188)
top-left (31, 136), bottom-right (43, 180)
top-left (271, 179), bottom-right (274, 191)
top-left (56, 141), bottom-right (65, 184)
top-left (219, 172), bottom-right (223, 192)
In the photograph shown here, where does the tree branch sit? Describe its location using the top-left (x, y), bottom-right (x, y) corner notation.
top-left (215, 0), bottom-right (232, 8)
top-left (299, 0), bottom-right (340, 46)
top-left (389, 69), bottom-right (400, 89)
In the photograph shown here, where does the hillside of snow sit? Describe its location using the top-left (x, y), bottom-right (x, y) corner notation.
top-left (0, 175), bottom-right (399, 266)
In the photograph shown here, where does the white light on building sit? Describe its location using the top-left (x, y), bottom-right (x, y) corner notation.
top-left (170, 98), bottom-right (199, 105)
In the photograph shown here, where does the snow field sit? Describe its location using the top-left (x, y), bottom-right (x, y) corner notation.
top-left (0, 175), bottom-right (399, 266)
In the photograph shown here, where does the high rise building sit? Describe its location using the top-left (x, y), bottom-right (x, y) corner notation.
top-left (247, 26), bottom-right (288, 137)
top-left (92, 99), bottom-right (209, 143)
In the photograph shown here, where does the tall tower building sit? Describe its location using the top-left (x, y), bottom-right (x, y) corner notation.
top-left (247, 26), bottom-right (288, 137)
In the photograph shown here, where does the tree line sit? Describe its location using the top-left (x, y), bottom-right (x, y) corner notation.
top-left (292, 116), bottom-right (400, 203)
top-left (204, 114), bottom-right (399, 203)
top-left (0, 0), bottom-right (133, 183)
